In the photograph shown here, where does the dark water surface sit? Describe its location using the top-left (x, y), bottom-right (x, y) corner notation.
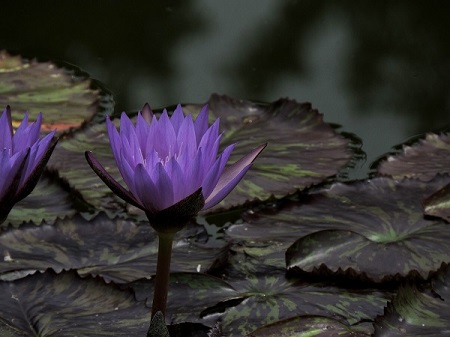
top-left (1, 0), bottom-right (449, 178)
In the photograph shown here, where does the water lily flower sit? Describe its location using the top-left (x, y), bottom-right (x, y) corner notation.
top-left (0, 106), bottom-right (58, 224)
top-left (86, 103), bottom-right (265, 230)
top-left (86, 103), bottom-right (265, 321)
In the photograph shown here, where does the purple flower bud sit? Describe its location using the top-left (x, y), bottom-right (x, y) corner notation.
top-left (0, 106), bottom-right (58, 225)
top-left (86, 104), bottom-right (265, 231)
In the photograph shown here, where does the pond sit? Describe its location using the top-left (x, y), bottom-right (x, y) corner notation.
top-left (1, 1), bottom-right (450, 336)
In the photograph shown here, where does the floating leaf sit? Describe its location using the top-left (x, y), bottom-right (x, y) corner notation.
top-left (285, 176), bottom-right (450, 282)
top-left (423, 181), bottom-right (450, 222)
top-left (0, 213), bottom-right (220, 283)
top-left (247, 315), bottom-right (371, 337)
top-left (0, 270), bottom-right (150, 336)
top-left (130, 270), bottom-right (389, 336)
top-left (373, 264), bottom-right (450, 336)
top-left (3, 172), bottom-right (79, 229)
top-left (184, 94), bottom-right (353, 209)
top-left (377, 133), bottom-right (450, 181)
top-left (47, 122), bottom-right (126, 212)
top-left (0, 50), bottom-right (100, 133)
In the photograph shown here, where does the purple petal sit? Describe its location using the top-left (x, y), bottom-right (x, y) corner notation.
top-left (135, 113), bottom-right (151, 153)
top-left (85, 151), bottom-right (142, 209)
top-left (194, 105), bottom-right (209, 145)
top-left (176, 114), bottom-right (197, 165)
top-left (0, 106), bottom-right (13, 150)
top-left (166, 158), bottom-right (187, 202)
top-left (203, 144), bottom-right (266, 209)
top-left (170, 104), bottom-right (185, 134)
top-left (154, 110), bottom-right (176, 159)
top-left (184, 148), bottom-right (204, 194)
top-left (201, 143), bottom-right (235, 198)
top-left (151, 162), bottom-right (174, 211)
top-left (106, 116), bottom-right (123, 167)
top-left (133, 164), bottom-right (158, 213)
top-left (0, 149), bottom-right (26, 200)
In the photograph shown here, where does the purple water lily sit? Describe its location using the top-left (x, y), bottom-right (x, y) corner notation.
top-left (86, 104), bottom-right (265, 226)
top-left (0, 106), bottom-right (58, 224)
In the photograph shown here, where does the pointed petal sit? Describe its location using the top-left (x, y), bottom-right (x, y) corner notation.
top-left (194, 104), bottom-right (209, 145)
top-left (203, 144), bottom-right (266, 209)
top-left (141, 103), bottom-right (154, 123)
top-left (85, 151), bottom-right (142, 209)
top-left (154, 110), bottom-right (176, 158)
top-left (166, 158), bottom-right (187, 202)
top-left (15, 137), bottom-right (58, 202)
top-left (152, 162), bottom-right (175, 211)
top-left (133, 164), bottom-right (159, 213)
top-left (135, 113), bottom-right (151, 153)
top-left (170, 104), bottom-right (185, 134)
top-left (0, 106), bottom-right (13, 150)
top-left (201, 143), bottom-right (235, 198)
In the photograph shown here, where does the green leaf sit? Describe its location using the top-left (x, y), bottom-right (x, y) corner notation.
top-left (285, 176), bottom-right (450, 282)
top-left (377, 133), bottom-right (450, 181)
top-left (423, 181), bottom-right (450, 222)
top-left (185, 94), bottom-right (353, 209)
top-left (3, 172), bottom-right (79, 228)
top-left (0, 270), bottom-right (150, 336)
top-left (0, 50), bottom-right (100, 133)
top-left (247, 315), bottom-right (371, 337)
top-left (47, 122), bottom-right (127, 213)
top-left (0, 213), bottom-right (220, 283)
top-left (373, 264), bottom-right (450, 336)
top-left (129, 271), bottom-right (389, 336)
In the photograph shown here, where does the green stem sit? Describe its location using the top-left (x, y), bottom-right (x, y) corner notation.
top-left (151, 231), bottom-right (175, 318)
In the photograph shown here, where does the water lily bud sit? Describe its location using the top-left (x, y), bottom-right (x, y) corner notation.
top-left (0, 106), bottom-right (58, 224)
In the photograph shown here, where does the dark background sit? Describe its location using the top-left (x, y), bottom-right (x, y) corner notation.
top-left (1, 0), bottom-right (449, 177)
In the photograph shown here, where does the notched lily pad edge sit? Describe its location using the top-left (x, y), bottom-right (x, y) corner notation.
top-left (286, 262), bottom-right (450, 288)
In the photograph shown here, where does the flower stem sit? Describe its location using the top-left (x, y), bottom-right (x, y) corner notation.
top-left (151, 231), bottom-right (175, 318)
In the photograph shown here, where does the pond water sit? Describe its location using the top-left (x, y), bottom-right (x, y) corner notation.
top-left (1, 0), bottom-right (449, 178)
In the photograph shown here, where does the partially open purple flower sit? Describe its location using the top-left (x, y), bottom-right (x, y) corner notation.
top-left (0, 106), bottom-right (58, 224)
top-left (86, 104), bottom-right (265, 230)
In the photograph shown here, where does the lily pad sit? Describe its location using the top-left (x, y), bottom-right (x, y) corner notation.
top-left (130, 270), bottom-right (389, 336)
top-left (0, 212), bottom-right (221, 283)
top-left (0, 270), bottom-right (150, 336)
top-left (285, 176), bottom-right (450, 282)
top-left (49, 94), bottom-right (352, 214)
top-left (3, 172), bottom-right (79, 229)
top-left (247, 316), bottom-right (371, 337)
top-left (373, 264), bottom-right (450, 336)
top-left (0, 50), bottom-right (100, 133)
top-left (423, 181), bottom-right (450, 222)
top-left (185, 94), bottom-right (353, 209)
top-left (47, 122), bottom-right (127, 212)
top-left (376, 133), bottom-right (450, 181)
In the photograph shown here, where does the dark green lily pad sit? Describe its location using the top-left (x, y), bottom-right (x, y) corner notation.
top-left (50, 94), bottom-right (352, 214)
top-left (0, 270), bottom-right (150, 336)
top-left (186, 94), bottom-right (353, 209)
top-left (0, 50), bottom-right (99, 133)
top-left (0, 212), bottom-right (220, 283)
top-left (377, 133), bottom-right (450, 181)
top-left (247, 316), bottom-right (371, 337)
top-left (285, 176), bottom-right (450, 282)
top-left (130, 270), bottom-right (389, 336)
top-left (47, 121), bottom-right (127, 212)
top-left (423, 181), bottom-right (450, 222)
top-left (373, 264), bottom-right (450, 336)
top-left (3, 172), bottom-right (79, 229)
top-left (220, 274), bottom-right (388, 336)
